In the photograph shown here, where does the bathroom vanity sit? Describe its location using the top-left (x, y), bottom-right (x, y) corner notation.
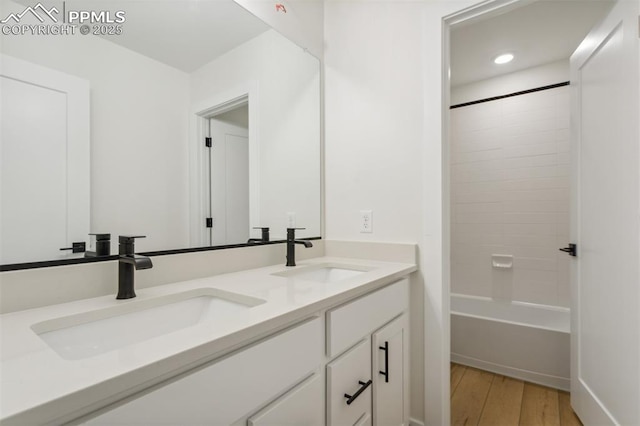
top-left (0, 256), bottom-right (415, 425)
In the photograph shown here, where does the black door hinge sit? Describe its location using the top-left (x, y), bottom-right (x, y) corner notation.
top-left (205, 137), bottom-right (212, 148)
top-left (206, 218), bottom-right (213, 228)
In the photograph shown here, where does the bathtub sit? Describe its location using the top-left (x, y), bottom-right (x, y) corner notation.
top-left (451, 293), bottom-right (570, 390)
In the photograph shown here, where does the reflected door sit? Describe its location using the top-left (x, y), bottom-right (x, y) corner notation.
top-left (208, 117), bottom-right (249, 245)
top-left (569, 0), bottom-right (639, 423)
top-left (0, 56), bottom-right (89, 264)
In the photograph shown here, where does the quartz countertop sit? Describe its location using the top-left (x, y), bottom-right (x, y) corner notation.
top-left (0, 256), bottom-right (416, 424)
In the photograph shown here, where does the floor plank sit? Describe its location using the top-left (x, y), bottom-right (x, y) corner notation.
top-left (451, 367), bottom-right (494, 426)
top-left (451, 363), bottom-right (467, 396)
top-left (520, 382), bottom-right (560, 426)
top-left (478, 374), bottom-right (524, 426)
top-left (558, 391), bottom-right (582, 426)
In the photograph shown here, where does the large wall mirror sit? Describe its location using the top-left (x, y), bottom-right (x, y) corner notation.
top-left (0, 0), bottom-right (321, 266)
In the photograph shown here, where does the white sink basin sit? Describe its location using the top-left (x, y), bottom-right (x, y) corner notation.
top-left (272, 264), bottom-right (372, 283)
top-left (31, 289), bottom-right (265, 360)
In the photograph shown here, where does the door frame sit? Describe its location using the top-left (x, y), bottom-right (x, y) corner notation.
top-left (188, 82), bottom-right (260, 247)
top-left (441, 2), bottom-right (535, 422)
top-left (441, 0), bottom-right (574, 419)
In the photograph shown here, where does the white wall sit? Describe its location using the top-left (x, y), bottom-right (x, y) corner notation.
top-left (190, 29), bottom-right (321, 240)
top-left (324, 4), bottom-right (424, 421)
top-left (324, 2), bottom-right (480, 424)
top-left (0, 0), bottom-right (191, 253)
top-left (452, 60), bottom-right (569, 105)
top-left (450, 85), bottom-right (571, 307)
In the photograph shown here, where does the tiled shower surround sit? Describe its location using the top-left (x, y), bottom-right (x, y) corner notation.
top-left (450, 86), bottom-right (570, 307)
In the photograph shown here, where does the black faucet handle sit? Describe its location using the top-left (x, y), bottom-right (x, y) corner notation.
top-left (253, 227), bottom-right (270, 242)
top-left (60, 242), bottom-right (86, 253)
top-left (119, 235), bottom-right (146, 244)
top-left (286, 228), bottom-right (307, 243)
top-left (89, 233), bottom-right (111, 241)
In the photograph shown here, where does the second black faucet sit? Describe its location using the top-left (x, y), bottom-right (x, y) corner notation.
top-left (117, 235), bottom-right (153, 299)
top-left (286, 228), bottom-right (313, 267)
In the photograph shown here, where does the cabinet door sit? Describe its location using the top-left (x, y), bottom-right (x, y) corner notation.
top-left (372, 314), bottom-right (408, 426)
top-left (248, 373), bottom-right (323, 426)
top-left (354, 412), bottom-right (372, 426)
top-left (327, 338), bottom-right (372, 426)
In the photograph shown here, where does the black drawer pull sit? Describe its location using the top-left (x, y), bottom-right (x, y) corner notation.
top-left (379, 341), bottom-right (389, 383)
top-left (344, 380), bottom-right (372, 405)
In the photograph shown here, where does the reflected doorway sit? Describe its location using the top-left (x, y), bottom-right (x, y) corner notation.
top-left (205, 101), bottom-right (249, 246)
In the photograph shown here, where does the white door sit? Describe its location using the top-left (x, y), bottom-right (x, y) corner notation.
top-left (208, 118), bottom-right (249, 245)
top-left (0, 55), bottom-right (89, 264)
top-left (569, 1), bottom-right (639, 424)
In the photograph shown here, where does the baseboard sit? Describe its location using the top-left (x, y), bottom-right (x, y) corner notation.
top-left (409, 418), bottom-right (425, 426)
top-left (451, 353), bottom-right (570, 391)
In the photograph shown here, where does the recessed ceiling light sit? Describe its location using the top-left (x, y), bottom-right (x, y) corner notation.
top-left (494, 53), bottom-right (514, 65)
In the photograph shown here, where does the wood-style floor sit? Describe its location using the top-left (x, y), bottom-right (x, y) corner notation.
top-left (451, 363), bottom-right (582, 426)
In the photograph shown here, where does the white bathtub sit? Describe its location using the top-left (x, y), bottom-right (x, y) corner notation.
top-left (451, 293), bottom-right (570, 390)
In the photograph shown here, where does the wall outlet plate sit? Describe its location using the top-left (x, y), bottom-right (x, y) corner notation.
top-left (287, 212), bottom-right (296, 228)
top-left (360, 210), bottom-right (373, 233)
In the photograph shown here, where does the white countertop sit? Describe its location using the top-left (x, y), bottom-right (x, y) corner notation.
top-left (0, 256), bottom-right (416, 424)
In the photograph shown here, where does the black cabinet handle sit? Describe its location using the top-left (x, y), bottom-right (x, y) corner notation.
top-left (379, 341), bottom-right (389, 383)
top-left (344, 380), bottom-right (372, 405)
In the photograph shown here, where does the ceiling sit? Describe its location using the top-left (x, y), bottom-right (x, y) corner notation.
top-left (451, 0), bottom-right (614, 87)
top-left (24, 0), bottom-right (271, 72)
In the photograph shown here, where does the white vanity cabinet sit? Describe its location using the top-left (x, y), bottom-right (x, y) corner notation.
top-left (84, 318), bottom-right (322, 425)
top-left (80, 278), bottom-right (410, 426)
top-left (326, 279), bottom-right (409, 426)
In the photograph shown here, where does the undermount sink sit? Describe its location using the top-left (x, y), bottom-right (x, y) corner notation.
top-left (31, 288), bottom-right (265, 360)
top-left (272, 264), bottom-right (372, 283)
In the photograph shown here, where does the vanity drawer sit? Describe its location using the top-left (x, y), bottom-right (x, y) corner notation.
top-left (326, 279), bottom-right (408, 357)
top-left (327, 338), bottom-right (372, 426)
top-left (85, 317), bottom-right (322, 425)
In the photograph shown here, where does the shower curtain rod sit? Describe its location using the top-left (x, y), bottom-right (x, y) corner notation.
top-left (450, 81), bottom-right (570, 109)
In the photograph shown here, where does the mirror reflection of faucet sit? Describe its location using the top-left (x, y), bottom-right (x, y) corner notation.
top-left (286, 228), bottom-right (313, 267)
top-left (59, 242), bottom-right (86, 254)
top-left (85, 233), bottom-right (111, 257)
top-left (247, 227), bottom-right (270, 244)
top-left (117, 235), bottom-right (153, 300)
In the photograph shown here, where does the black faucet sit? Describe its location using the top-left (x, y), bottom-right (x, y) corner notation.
top-left (85, 233), bottom-right (111, 257)
top-left (286, 228), bottom-right (313, 267)
top-left (117, 235), bottom-right (153, 300)
top-left (247, 227), bottom-right (270, 244)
